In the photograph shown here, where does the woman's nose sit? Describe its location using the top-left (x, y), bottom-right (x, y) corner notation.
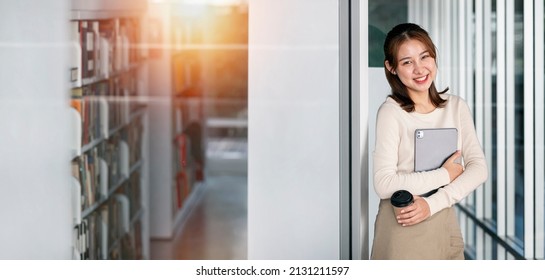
top-left (413, 62), bottom-right (424, 74)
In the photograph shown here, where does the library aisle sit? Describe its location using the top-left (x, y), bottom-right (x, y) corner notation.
top-left (149, 174), bottom-right (247, 260)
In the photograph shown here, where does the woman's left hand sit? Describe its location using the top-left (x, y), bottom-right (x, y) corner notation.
top-left (396, 195), bottom-right (431, 226)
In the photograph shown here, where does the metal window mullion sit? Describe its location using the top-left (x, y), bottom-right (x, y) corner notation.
top-left (432, 0), bottom-right (442, 87)
top-left (474, 0), bottom-right (484, 215)
top-left (464, 0), bottom-right (476, 210)
top-left (450, 0), bottom-right (458, 95)
top-left (458, 0), bottom-right (466, 101)
top-left (523, 0), bottom-right (535, 259)
top-left (454, 1), bottom-right (469, 106)
top-left (466, 0), bottom-right (475, 121)
top-left (355, 0), bottom-right (369, 260)
top-left (459, 210), bottom-right (467, 243)
top-left (475, 0), bottom-right (485, 260)
top-left (408, 0), bottom-right (416, 23)
top-left (422, 0), bottom-right (430, 32)
top-left (534, 0), bottom-right (545, 260)
top-left (432, 0), bottom-right (440, 41)
top-left (498, 246), bottom-right (507, 260)
top-left (483, 0), bottom-right (493, 224)
top-left (339, 0), bottom-right (351, 260)
top-left (468, 218), bottom-right (476, 257)
top-left (456, 0), bottom-right (469, 211)
top-left (485, 234), bottom-right (493, 259)
top-left (505, 0), bottom-right (516, 240)
top-left (413, 0), bottom-right (420, 27)
top-left (496, 0), bottom-right (507, 240)
top-left (443, 0), bottom-right (452, 89)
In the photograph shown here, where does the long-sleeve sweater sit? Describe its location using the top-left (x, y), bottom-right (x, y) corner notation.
top-left (373, 94), bottom-right (488, 216)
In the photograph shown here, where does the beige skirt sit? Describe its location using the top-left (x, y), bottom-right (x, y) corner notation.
top-left (370, 199), bottom-right (464, 260)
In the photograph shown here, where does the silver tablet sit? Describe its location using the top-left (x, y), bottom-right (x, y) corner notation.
top-left (414, 128), bottom-right (458, 172)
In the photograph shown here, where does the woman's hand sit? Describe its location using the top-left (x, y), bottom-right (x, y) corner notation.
top-left (396, 196), bottom-right (430, 226)
top-left (442, 150), bottom-right (463, 182)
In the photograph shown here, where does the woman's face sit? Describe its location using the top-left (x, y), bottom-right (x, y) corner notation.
top-left (388, 39), bottom-right (436, 97)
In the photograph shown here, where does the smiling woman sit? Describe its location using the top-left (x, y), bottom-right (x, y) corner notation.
top-left (370, 23), bottom-right (488, 260)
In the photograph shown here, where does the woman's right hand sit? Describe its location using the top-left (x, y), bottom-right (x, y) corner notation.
top-left (442, 150), bottom-right (463, 182)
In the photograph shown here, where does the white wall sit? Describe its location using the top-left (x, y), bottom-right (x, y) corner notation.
top-left (147, 2), bottom-right (175, 239)
top-left (367, 67), bottom-right (391, 254)
top-left (248, 0), bottom-right (341, 259)
top-left (0, 0), bottom-right (72, 259)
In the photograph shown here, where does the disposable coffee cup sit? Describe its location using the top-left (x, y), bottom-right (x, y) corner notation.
top-left (390, 190), bottom-right (414, 217)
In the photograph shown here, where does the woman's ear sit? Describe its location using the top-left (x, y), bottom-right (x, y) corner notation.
top-left (385, 61), bottom-right (396, 75)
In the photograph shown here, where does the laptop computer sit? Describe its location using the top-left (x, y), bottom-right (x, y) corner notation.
top-left (414, 128), bottom-right (458, 172)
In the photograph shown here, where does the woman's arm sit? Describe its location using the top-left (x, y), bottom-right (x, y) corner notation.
top-left (423, 99), bottom-right (488, 215)
top-left (373, 103), bottom-right (451, 199)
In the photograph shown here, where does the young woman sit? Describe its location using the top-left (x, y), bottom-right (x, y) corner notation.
top-left (371, 23), bottom-right (488, 259)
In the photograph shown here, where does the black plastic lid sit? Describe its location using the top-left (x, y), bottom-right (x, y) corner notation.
top-left (390, 190), bottom-right (414, 207)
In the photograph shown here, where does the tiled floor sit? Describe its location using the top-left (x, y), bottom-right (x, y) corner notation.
top-left (149, 174), bottom-right (248, 260)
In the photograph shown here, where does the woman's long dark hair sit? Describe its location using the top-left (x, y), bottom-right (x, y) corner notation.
top-left (383, 23), bottom-right (448, 112)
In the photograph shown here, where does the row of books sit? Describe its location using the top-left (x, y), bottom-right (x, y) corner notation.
top-left (69, 13), bottom-right (146, 260)
top-left (71, 86), bottom-right (103, 147)
top-left (172, 51), bottom-right (202, 96)
top-left (72, 146), bottom-right (102, 210)
top-left (102, 133), bottom-right (124, 190)
top-left (172, 133), bottom-right (195, 214)
top-left (71, 115), bottom-right (143, 214)
top-left (126, 115), bottom-right (144, 168)
top-left (74, 186), bottom-right (143, 260)
top-left (71, 18), bottom-right (143, 88)
top-left (70, 71), bottom-right (144, 147)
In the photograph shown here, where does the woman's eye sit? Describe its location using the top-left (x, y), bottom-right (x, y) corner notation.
top-left (402, 61), bottom-right (411, 65)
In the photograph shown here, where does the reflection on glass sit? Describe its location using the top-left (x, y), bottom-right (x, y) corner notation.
top-left (490, 0), bottom-right (498, 226)
top-left (171, 1), bottom-right (248, 177)
top-left (368, 0), bottom-right (407, 67)
top-left (514, 0), bottom-right (524, 246)
top-left (467, 218), bottom-right (477, 258)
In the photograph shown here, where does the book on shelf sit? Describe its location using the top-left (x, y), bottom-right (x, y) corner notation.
top-left (70, 88), bottom-right (83, 114)
top-left (70, 21), bottom-right (82, 87)
top-left (102, 134), bottom-right (123, 189)
top-left (83, 211), bottom-right (102, 260)
top-left (80, 20), bottom-right (97, 80)
top-left (132, 220), bottom-right (143, 259)
top-left (120, 234), bottom-right (135, 260)
top-left (128, 171), bottom-right (142, 217)
top-left (98, 19), bottom-right (115, 79)
top-left (72, 146), bottom-right (100, 211)
top-left (73, 219), bottom-right (89, 260)
top-left (172, 54), bottom-right (188, 94)
top-left (125, 115), bottom-right (143, 167)
top-left (70, 85), bottom-right (104, 146)
top-left (83, 151), bottom-right (94, 208)
top-left (99, 204), bottom-right (109, 259)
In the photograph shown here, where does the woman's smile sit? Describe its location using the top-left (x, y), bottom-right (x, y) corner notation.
top-left (414, 74), bottom-right (429, 84)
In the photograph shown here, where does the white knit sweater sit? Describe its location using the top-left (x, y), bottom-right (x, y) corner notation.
top-left (373, 94), bottom-right (488, 216)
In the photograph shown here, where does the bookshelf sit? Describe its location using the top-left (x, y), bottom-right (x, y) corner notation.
top-left (147, 2), bottom-right (205, 240)
top-left (69, 0), bottom-right (149, 259)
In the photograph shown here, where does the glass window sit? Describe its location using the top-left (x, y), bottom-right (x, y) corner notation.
top-left (513, 0), bottom-right (524, 247)
top-left (490, 0), bottom-right (498, 226)
top-left (406, 0), bottom-right (542, 259)
top-left (368, 0), bottom-right (408, 67)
